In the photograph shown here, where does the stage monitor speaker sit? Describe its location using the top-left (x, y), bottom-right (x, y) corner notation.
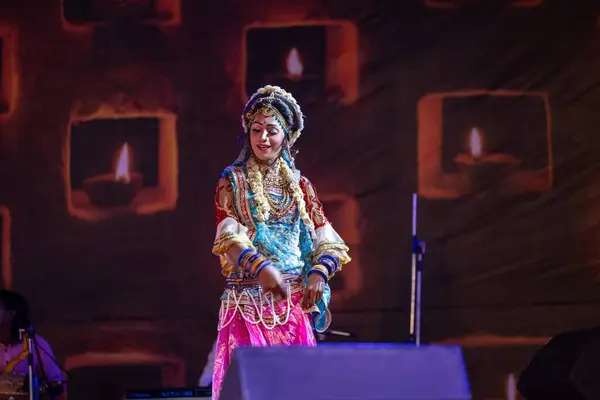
top-left (518, 325), bottom-right (600, 400)
top-left (125, 387), bottom-right (211, 399)
top-left (220, 344), bottom-right (471, 400)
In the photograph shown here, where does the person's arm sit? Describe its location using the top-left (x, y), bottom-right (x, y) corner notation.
top-left (212, 176), bottom-right (252, 275)
top-left (299, 177), bottom-right (351, 319)
top-left (213, 177), bottom-right (287, 296)
top-left (33, 335), bottom-right (65, 393)
top-left (300, 176), bottom-right (351, 281)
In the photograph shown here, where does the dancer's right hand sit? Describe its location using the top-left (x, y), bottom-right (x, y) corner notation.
top-left (258, 264), bottom-right (288, 300)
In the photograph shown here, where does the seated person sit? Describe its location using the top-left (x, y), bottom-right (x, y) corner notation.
top-left (0, 289), bottom-right (64, 396)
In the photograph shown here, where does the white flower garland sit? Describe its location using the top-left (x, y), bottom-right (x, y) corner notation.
top-left (246, 157), bottom-right (270, 221)
top-left (246, 156), bottom-right (314, 231)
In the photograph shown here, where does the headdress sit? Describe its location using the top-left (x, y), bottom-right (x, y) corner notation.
top-left (241, 85), bottom-right (305, 147)
top-left (232, 86), bottom-right (304, 167)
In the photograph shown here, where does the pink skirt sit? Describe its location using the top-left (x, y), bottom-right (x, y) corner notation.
top-left (212, 291), bottom-right (316, 399)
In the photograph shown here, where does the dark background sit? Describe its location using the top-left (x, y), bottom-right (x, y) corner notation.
top-left (0, 0), bottom-right (599, 398)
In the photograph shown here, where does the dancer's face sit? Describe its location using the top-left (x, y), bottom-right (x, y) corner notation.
top-left (249, 114), bottom-right (285, 164)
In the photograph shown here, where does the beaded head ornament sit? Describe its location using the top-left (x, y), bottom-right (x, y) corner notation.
top-left (242, 85), bottom-right (304, 145)
top-left (232, 86), bottom-right (305, 167)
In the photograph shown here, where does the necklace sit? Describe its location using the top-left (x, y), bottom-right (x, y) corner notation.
top-left (247, 156), bottom-right (296, 220)
top-left (259, 162), bottom-right (285, 190)
top-left (257, 160), bottom-right (295, 219)
top-left (266, 187), bottom-right (294, 219)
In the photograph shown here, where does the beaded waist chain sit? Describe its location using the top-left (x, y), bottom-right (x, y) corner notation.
top-left (224, 274), bottom-right (303, 291)
top-left (218, 274), bottom-right (307, 331)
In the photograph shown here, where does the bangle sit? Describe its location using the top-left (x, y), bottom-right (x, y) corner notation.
top-left (237, 248), bottom-right (272, 276)
top-left (237, 248), bottom-right (256, 268)
top-left (249, 256), bottom-right (264, 273)
top-left (244, 251), bottom-right (270, 275)
top-left (308, 264), bottom-right (329, 282)
top-left (317, 255), bottom-right (338, 275)
top-left (253, 259), bottom-right (272, 277)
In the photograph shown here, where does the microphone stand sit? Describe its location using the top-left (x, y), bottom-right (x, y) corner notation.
top-left (315, 328), bottom-right (354, 341)
top-left (408, 193), bottom-right (426, 346)
top-left (19, 326), bottom-right (37, 400)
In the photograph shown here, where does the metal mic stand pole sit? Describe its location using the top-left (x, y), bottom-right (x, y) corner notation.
top-left (408, 193), bottom-right (426, 346)
top-left (20, 327), bottom-right (37, 400)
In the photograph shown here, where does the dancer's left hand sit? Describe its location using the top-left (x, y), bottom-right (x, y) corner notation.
top-left (301, 273), bottom-right (325, 309)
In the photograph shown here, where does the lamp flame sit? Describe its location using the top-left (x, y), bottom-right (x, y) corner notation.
top-left (468, 127), bottom-right (484, 159)
top-left (115, 143), bottom-right (131, 183)
top-left (285, 48), bottom-right (303, 81)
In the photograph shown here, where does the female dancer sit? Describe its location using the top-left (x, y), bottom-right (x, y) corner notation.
top-left (211, 85), bottom-right (351, 398)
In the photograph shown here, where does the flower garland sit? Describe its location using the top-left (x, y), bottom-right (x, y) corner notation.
top-left (246, 156), bottom-right (314, 231)
top-left (246, 157), bottom-right (270, 221)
